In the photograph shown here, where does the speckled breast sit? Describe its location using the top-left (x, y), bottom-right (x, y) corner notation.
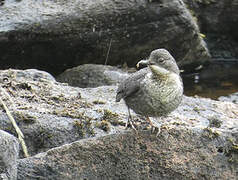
top-left (125, 72), bottom-right (183, 117)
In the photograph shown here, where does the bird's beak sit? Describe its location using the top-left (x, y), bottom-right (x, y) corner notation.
top-left (136, 59), bottom-right (149, 69)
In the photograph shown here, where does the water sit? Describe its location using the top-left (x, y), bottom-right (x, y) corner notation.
top-left (182, 60), bottom-right (238, 100)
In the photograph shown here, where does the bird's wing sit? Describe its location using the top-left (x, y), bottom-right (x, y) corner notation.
top-left (116, 68), bottom-right (148, 102)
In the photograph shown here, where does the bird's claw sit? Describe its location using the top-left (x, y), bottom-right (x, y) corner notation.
top-left (151, 126), bottom-right (156, 133)
top-left (150, 124), bottom-right (161, 137)
top-left (125, 116), bottom-right (138, 133)
top-left (155, 126), bottom-right (161, 137)
top-left (146, 117), bottom-right (161, 137)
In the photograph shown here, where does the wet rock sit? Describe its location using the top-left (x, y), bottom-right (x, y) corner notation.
top-left (0, 130), bottom-right (19, 180)
top-left (0, 0), bottom-right (210, 75)
top-left (56, 64), bottom-right (129, 88)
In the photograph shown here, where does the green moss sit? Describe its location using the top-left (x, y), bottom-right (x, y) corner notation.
top-left (101, 109), bottom-right (125, 126)
top-left (110, 119), bottom-right (126, 126)
top-left (73, 117), bottom-right (95, 137)
top-left (208, 116), bottom-right (222, 128)
top-left (73, 120), bottom-right (86, 137)
top-left (217, 138), bottom-right (238, 164)
top-left (171, 121), bottom-right (186, 126)
top-left (102, 109), bottom-right (118, 120)
top-left (52, 109), bottom-right (86, 119)
top-left (203, 127), bottom-right (220, 139)
top-left (227, 138), bottom-right (238, 153)
top-left (96, 120), bottom-right (111, 132)
top-left (92, 100), bottom-right (106, 104)
top-left (193, 106), bottom-right (200, 113)
top-left (14, 112), bottom-right (37, 124)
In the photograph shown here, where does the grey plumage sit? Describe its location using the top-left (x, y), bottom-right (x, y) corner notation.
top-left (116, 49), bottom-right (183, 127)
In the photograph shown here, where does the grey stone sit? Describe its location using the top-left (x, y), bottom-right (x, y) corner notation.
top-left (0, 130), bottom-right (19, 180)
top-left (0, 0), bottom-right (210, 74)
top-left (56, 64), bottom-right (129, 88)
top-left (0, 69), bottom-right (129, 157)
top-left (17, 125), bottom-right (238, 180)
top-left (0, 69), bottom-right (55, 83)
top-left (0, 173), bottom-right (8, 180)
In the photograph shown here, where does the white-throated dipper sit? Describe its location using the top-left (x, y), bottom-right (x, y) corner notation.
top-left (116, 49), bottom-right (183, 134)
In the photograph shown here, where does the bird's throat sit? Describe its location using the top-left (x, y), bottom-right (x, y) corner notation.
top-left (149, 65), bottom-right (169, 80)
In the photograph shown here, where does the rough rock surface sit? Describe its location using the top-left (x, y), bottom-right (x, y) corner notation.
top-left (0, 69), bottom-right (237, 179)
top-left (17, 128), bottom-right (238, 180)
top-left (219, 92), bottom-right (238, 105)
top-left (0, 69), bottom-right (130, 157)
top-left (56, 64), bottom-right (130, 88)
top-left (0, 0), bottom-right (210, 74)
top-left (0, 130), bottom-right (19, 180)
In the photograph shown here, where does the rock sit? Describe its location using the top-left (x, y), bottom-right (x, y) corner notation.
top-left (0, 130), bottom-right (19, 180)
top-left (0, 174), bottom-right (8, 180)
top-left (0, 0), bottom-right (210, 75)
top-left (0, 69), bottom-right (129, 157)
top-left (218, 92), bottom-right (238, 104)
top-left (17, 122), bottom-right (238, 179)
top-left (56, 64), bottom-right (129, 88)
top-left (183, 0), bottom-right (238, 36)
top-left (0, 69), bottom-right (55, 83)
top-left (183, 0), bottom-right (238, 60)
top-left (0, 68), bottom-right (237, 179)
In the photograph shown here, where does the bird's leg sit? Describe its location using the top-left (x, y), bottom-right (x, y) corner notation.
top-left (146, 117), bottom-right (161, 137)
top-left (125, 107), bottom-right (137, 132)
top-left (146, 117), bottom-right (155, 133)
top-left (156, 124), bottom-right (161, 137)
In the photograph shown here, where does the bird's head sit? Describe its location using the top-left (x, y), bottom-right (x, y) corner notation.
top-left (137, 49), bottom-right (180, 75)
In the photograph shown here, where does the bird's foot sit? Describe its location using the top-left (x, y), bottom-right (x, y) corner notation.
top-left (146, 117), bottom-right (161, 137)
top-left (155, 125), bottom-right (161, 137)
top-left (125, 116), bottom-right (137, 133)
top-left (150, 125), bottom-right (161, 137)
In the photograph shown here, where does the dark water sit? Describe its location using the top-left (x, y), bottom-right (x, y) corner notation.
top-left (182, 60), bottom-right (238, 100)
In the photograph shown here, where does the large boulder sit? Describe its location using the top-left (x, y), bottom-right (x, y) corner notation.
top-left (17, 123), bottom-right (238, 179)
top-left (0, 69), bottom-right (237, 179)
top-left (56, 64), bottom-right (130, 88)
top-left (0, 0), bottom-right (210, 75)
top-left (0, 69), bottom-right (129, 157)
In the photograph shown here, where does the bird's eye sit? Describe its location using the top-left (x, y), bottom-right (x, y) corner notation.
top-left (159, 58), bottom-right (165, 63)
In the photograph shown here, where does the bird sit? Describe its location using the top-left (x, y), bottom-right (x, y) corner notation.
top-left (116, 49), bottom-right (183, 134)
